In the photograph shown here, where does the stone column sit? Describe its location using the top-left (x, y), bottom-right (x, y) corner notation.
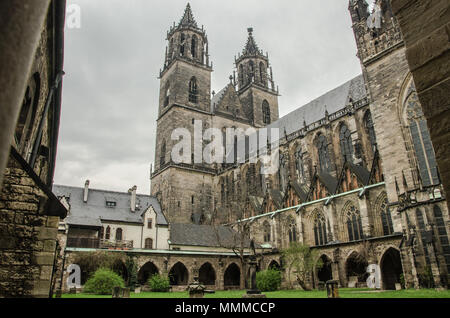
top-left (0, 0), bottom-right (51, 190)
top-left (324, 203), bottom-right (337, 241)
top-left (358, 196), bottom-right (372, 238)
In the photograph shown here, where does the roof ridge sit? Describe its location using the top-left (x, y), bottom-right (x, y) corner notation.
top-left (53, 184), bottom-right (153, 198)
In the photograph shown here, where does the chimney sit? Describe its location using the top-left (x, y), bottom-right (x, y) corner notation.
top-left (83, 180), bottom-right (90, 203)
top-left (130, 185), bottom-right (137, 212)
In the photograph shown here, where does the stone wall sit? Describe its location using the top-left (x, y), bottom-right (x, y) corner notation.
top-left (391, 0), bottom-right (450, 212)
top-left (0, 153), bottom-right (60, 297)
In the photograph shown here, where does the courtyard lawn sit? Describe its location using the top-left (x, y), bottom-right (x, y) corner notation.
top-left (59, 288), bottom-right (450, 298)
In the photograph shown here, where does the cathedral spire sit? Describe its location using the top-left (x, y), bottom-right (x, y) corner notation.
top-left (178, 3), bottom-right (198, 28)
top-left (242, 27), bottom-right (264, 57)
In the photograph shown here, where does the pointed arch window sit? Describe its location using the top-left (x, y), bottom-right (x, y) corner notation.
top-left (364, 110), bottom-right (376, 150)
top-left (295, 147), bottom-right (305, 183)
top-left (180, 33), bottom-right (185, 56)
top-left (259, 62), bottom-right (266, 86)
top-left (238, 64), bottom-right (244, 88)
top-left (288, 217), bottom-right (297, 243)
top-left (189, 77), bottom-right (198, 103)
top-left (248, 60), bottom-right (255, 83)
top-left (164, 82), bottom-right (170, 107)
top-left (263, 221), bottom-right (271, 242)
top-left (160, 141), bottom-right (166, 166)
top-left (339, 123), bottom-right (353, 162)
top-left (345, 205), bottom-right (363, 241)
top-left (313, 212), bottom-right (328, 246)
top-left (246, 164), bottom-right (256, 195)
top-left (191, 35), bottom-right (197, 58)
top-left (415, 208), bottom-right (430, 264)
top-left (262, 100), bottom-right (271, 124)
top-left (380, 197), bottom-right (394, 235)
top-left (433, 206), bottom-right (450, 273)
top-left (99, 226), bottom-right (104, 239)
top-left (316, 134), bottom-right (331, 173)
top-left (105, 226), bottom-right (111, 240)
top-left (406, 92), bottom-right (439, 186)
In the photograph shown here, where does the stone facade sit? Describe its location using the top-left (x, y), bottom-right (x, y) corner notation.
top-left (148, 2), bottom-right (450, 290)
top-left (0, 1), bottom-right (67, 297)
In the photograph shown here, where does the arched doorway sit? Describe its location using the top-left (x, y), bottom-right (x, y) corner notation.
top-left (112, 260), bottom-right (128, 283)
top-left (224, 263), bottom-right (240, 288)
top-left (199, 262), bottom-right (216, 286)
top-left (169, 262), bottom-right (189, 285)
top-left (137, 261), bottom-right (159, 285)
top-left (268, 260), bottom-right (281, 271)
top-left (380, 248), bottom-right (403, 290)
top-left (317, 255), bottom-right (333, 283)
top-left (345, 252), bottom-right (368, 287)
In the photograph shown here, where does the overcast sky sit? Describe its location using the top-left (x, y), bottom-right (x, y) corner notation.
top-left (54, 0), bottom-right (364, 194)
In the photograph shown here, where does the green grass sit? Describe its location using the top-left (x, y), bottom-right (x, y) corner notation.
top-left (59, 288), bottom-right (450, 298)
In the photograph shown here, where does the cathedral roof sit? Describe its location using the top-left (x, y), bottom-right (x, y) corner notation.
top-left (169, 223), bottom-right (253, 248)
top-left (53, 184), bottom-right (168, 226)
top-left (267, 74), bottom-right (367, 140)
top-left (178, 3), bottom-right (198, 29)
top-left (240, 28), bottom-right (265, 58)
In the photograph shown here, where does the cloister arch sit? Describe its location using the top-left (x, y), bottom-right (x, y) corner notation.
top-left (169, 262), bottom-right (189, 286)
top-left (137, 261), bottom-right (159, 285)
top-left (199, 262), bottom-right (216, 286)
top-left (345, 251), bottom-right (368, 286)
top-left (380, 247), bottom-right (403, 290)
top-left (224, 263), bottom-right (240, 288)
top-left (317, 254), bottom-right (333, 283)
top-left (268, 260), bottom-right (280, 271)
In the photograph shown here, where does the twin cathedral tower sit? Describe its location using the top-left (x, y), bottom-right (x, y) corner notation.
top-left (151, 3), bottom-right (279, 223)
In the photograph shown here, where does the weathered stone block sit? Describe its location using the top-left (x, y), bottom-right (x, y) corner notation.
top-left (37, 227), bottom-right (57, 240)
top-left (33, 252), bottom-right (54, 266)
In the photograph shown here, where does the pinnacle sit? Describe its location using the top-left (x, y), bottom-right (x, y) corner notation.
top-left (178, 3), bottom-right (198, 28)
top-left (242, 27), bottom-right (262, 56)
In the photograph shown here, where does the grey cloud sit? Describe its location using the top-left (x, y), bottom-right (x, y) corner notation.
top-left (55, 0), bottom-right (362, 193)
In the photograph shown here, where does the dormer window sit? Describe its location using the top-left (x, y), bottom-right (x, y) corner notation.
top-left (106, 201), bottom-right (116, 207)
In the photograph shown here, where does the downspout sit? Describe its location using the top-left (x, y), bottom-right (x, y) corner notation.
top-left (29, 70), bottom-right (64, 169)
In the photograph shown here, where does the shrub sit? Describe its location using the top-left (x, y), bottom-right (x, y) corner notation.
top-left (84, 268), bottom-right (125, 295)
top-left (256, 268), bottom-right (282, 292)
top-left (148, 274), bottom-right (170, 292)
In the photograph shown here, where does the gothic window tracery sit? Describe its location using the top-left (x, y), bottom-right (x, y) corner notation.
top-left (316, 134), bottom-right (331, 173)
top-left (344, 204), bottom-right (363, 241)
top-left (433, 206), bottom-right (450, 273)
top-left (339, 123), bottom-right (353, 163)
top-left (406, 91), bottom-right (439, 186)
top-left (380, 196), bottom-right (394, 236)
top-left (288, 217), bottom-right (297, 243)
top-left (262, 100), bottom-right (271, 124)
top-left (189, 77), bottom-right (198, 103)
top-left (313, 211), bottom-right (328, 246)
